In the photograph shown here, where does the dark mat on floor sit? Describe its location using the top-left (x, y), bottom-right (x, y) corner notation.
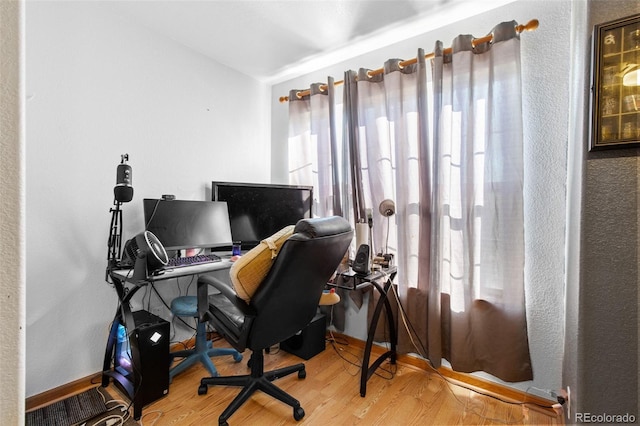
top-left (26, 387), bottom-right (107, 426)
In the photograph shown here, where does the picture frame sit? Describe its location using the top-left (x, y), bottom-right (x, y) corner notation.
top-left (589, 13), bottom-right (640, 151)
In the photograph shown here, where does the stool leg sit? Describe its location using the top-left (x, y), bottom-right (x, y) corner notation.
top-left (196, 321), bottom-right (219, 377)
top-left (194, 320), bottom-right (211, 353)
top-left (170, 318), bottom-right (242, 381)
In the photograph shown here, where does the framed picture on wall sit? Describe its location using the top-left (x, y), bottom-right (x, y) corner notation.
top-left (589, 13), bottom-right (640, 151)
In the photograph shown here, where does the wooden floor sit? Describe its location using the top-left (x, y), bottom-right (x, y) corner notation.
top-left (103, 338), bottom-right (564, 426)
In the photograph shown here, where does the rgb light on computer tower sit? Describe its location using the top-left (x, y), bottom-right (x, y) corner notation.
top-left (115, 323), bottom-right (132, 376)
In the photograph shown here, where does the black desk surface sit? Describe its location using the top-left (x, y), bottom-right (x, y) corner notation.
top-left (329, 266), bottom-right (397, 290)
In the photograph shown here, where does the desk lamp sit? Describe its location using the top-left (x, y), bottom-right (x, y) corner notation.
top-left (377, 199), bottom-right (395, 267)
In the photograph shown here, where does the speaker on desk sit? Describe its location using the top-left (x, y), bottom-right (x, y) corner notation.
top-left (352, 244), bottom-right (370, 275)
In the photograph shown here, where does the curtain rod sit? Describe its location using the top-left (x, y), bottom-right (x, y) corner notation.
top-left (279, 19), bottom-right (539, 103)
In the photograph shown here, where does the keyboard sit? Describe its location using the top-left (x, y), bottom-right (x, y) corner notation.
top-left (164, 253), bottom-right (222, 269)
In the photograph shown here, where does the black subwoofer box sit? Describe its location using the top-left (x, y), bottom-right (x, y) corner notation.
top-left (280, 312), bottom-right (326, 360)
top-left (130, 310), bottom-right (170, 407)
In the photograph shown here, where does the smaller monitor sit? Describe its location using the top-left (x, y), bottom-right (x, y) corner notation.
top-left (143, 199), bottom-right (232, 251)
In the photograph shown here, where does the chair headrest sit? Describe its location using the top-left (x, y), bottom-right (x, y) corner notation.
top-left (293, 216), bottom-right (351, 239)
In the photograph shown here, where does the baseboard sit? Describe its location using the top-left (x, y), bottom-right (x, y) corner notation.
top-left (329, 332), bottom-right (559, 417)
top-left (24, 335), bottom-right (221, 412)
top-left (25, 373), bottom-right (103, 412)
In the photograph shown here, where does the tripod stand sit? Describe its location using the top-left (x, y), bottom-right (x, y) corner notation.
top-left (106, 200), bottom-right (124, 281)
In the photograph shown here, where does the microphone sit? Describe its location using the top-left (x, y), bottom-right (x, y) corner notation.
top-left (114, 154), bottom-right (133, 203)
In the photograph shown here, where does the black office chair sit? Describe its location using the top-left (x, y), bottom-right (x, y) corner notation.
top-left (196, 216), bottom-right (353, 426)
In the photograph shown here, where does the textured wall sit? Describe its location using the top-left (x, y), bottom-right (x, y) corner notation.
top-left (580, 149), bottom-right (638, 417)
top-left (573, 0), bottom-right (639, 420)
top-left (562, 0), bottom-right (588, 422)
top-left (0, 0), bottom-right (25, 423)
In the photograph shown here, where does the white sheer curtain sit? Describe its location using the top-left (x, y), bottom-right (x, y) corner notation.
top-left (349, 57), bottom-right (433, 357)
top-left (288, 84), bottom-right (328, 216)
top-left (287, 21), bottom-right (532, 382)
top-left (288, 80), bottom-right (348, 220)
top-left (428, 22), bottom-right (532, 381)
top-left (350, 55), bottom-right (433, 359)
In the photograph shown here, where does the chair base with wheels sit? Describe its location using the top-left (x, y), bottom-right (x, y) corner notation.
top-left (195, 216), bottom-right (353, 425)
top-left (198, 350), bottom-right (306, 426)
top-left (170, 296), bottom-right (242, 381)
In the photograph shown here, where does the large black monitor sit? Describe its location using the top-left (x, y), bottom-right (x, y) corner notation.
top-left (212, 182), bottom-right (313, 249)
top-left (143, 199), bottom-right (233, 251)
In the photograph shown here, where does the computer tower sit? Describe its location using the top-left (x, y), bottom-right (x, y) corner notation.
top-left (281, 313), bottom-right (326, 360)
top-left (117, 310), bottom-right (170, 408)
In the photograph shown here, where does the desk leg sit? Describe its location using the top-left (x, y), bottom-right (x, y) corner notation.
top-left (101, 313), bottom-right (120, 387)
top-left (132, 396), bottom-right (143, 421)
top-left (101, 275), bottom-right (143, 418)
top-left (360, 277), bottom-right (396, 397)
top-left (382, 279), bottom-right (397, 364)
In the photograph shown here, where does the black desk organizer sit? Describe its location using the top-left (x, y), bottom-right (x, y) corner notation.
top-left (329, 266), bottom-right (398, 397)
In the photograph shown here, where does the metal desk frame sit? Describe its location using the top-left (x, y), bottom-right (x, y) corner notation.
top-left (101, 261), bottom-right (232, 420)
top-left (329, 266), bottom-right (398, 397)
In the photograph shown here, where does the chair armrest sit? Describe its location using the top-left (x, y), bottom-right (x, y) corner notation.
top-left (199, 273), bottom-right (237, 299)
top-left (197, 274), bottom-right (256, 318)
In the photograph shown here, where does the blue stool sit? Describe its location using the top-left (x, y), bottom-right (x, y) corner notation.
top-left (170, 296), bottom-right (242, 381)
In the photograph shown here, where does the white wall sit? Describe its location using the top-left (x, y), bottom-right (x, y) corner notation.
top-left (271, 0), bottom-right (570, 394)
top-left (25, 1), bottom-right (270, 397)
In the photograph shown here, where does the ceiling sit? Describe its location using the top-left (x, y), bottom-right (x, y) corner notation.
top-left (97, 0), bottom-right (488, 84)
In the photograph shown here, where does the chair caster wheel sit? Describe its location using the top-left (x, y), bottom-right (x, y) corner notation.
top-left (219, 421), bottom-right (229, 426)
top-left (298, 369), bottom-right (306, 379)
top-left (293, 406), bottom-right (305, 421)
top-left (233, 352), bottom-right (243, 362)
top-left (198, 384), bottom-right (208, 395)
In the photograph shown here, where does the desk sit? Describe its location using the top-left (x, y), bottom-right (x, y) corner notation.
top-left (102, 259), bottom-right (233, 420)
top-left (329, 266), bottom-right (398, 397)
